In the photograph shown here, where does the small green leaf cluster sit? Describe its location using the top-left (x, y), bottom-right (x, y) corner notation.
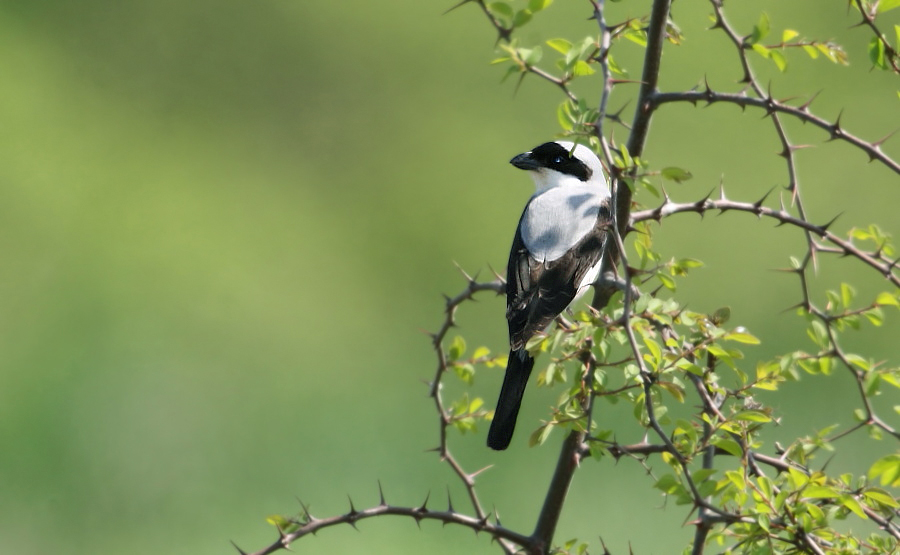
top-left (444, 336), bottom-right (503, 433)
top-left (699, 465), bottom-right (898, 552)
top-left (553, 538), bottom-right (590, 555)
top-left (745, 12), bottom-right (849, 73)
top-left (439, 240), bottom-right (899, 551)
top-left (487, 0), bottom-right (553, 31)
top-left (851, 0), bottom-right (900, 71)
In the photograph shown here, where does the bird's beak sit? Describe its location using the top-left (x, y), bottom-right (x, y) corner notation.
top-left (510, 152), bottom-right (541, 171)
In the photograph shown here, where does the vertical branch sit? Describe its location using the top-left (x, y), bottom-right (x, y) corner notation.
top-left (593, 0), bottom-right (671, 311)
top-left (621, 0), bottom-right (672, 234)
top-left (531, 430), bottom-right (586, 553)
top-left (590, 0), bottom-right (615, 167)
top-left (688, 353), bottom-right (724, 555)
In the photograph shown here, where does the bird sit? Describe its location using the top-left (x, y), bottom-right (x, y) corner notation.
top-left (487, 141), bottom-right (612, 451)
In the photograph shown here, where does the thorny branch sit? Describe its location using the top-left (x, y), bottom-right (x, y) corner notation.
top-left (650, 89), bottom-right (900, 175)
top-left (237, 482), bottom-right (532, 555)
top-left (242, 1), bottom-right (900, 553)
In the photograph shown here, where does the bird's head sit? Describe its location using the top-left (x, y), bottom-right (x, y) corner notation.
top-left (510, 141), bottom-right (607, 194)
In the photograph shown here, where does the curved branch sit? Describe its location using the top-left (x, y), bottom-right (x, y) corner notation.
top-left (239, 496), bottom-right (532, 555)
top-left (632, 195), bottom-right (900, 288)
top-left (650, 90), bottom-right (900, 175)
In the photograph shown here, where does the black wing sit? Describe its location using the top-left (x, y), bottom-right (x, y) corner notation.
top-left (506, 200), bottom-right (612, 350)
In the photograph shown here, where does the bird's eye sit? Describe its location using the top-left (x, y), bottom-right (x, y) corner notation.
top-left (552, 155), bottom-right (566, 164)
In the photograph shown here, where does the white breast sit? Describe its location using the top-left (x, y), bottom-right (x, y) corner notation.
top-left (520, 185), bottom-right (604, 262)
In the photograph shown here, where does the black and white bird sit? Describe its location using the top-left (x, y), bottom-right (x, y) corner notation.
top-left (487, 141), bottom-right (612, 451)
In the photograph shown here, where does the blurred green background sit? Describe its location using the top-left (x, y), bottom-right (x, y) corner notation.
top-left (1, 1), bottom-right (897, 553)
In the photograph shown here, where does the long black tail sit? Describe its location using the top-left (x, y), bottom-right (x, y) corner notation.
top-left (487, 349), bottom-right (535, 450)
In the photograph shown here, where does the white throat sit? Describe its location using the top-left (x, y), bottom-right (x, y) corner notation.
top-left (529, 168), bottom-right (591, 194)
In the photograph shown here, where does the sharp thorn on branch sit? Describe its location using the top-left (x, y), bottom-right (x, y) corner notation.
top-left (453, 261), bottom-right (476, 283)
top-left (230, 540), bottom-right (249, 555)
top-left (754, 186), bottom-right (776, 209)
top-left (277, 524), bottom-right (291, 544)
top-left (446, 487), bottom-right (455, 514)
top-left (800, 90), bottom-right (822, 113)
top-left (442, 0), bottom-right (473, 16)
top-left (470, 463), bottom-right (494, 479)
top-left (819, 212), bottom-right (843, 234)
top-left (873, 128), bottom-right (898, 148)
top-left (830, 109), bottom-right (845, 139)
top-left (378, 480), bottom-right (386, 506)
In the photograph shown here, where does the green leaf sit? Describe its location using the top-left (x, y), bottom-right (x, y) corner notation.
top-left (448, 335), bottom-right (466, 361)
top-left (868, 454), bottom-right (900, 486)
top-left (841, 282), bottom-right (856, 308)
top-left (499, 64), bottom-right (519, 83)
top-left (749, 12), bottom-right (770, 45)
top-left (788, 466), bottom-right (809, 489)
top-left (870, 36), bottom-right (887, 70)
top-left (808, 319), bottom-right (829, 348)
top-left (528, 0), bottom-right (553, 12)
top-left (845, 353), bottom-right (870, 371)
top-left (864, 307), bottom-right (884, 326)
top-left (770, 49), bottom-right (788, 72)
top-left (782, 29), bottom-right (800, 42)
top-left (877, 0), bottom-right (900, 12)
top-left (803, 485), bottom-right (838, 499)
top-left (864, 488), bottom-right (900, 508)
top-left (725, 330), bottom-right (761, 345)
top-left (529, 423), bottom-right (553, 446)
top-left (521, 45), bottom-right (543, 66)
top-left (712, 307), bottom-right (731, 325)
top-left (546, 38), bottom-right (572, 55)
top-left (659, 381), bottom-right (685, 402)
top-left (513, 9), bottom-right (532, 28)
top-left (623, 28), bottom-right (648, 47)
top-left (657, 272), bottom-right (676, 290)
top-left (660, 166), bottom-right (693, 182)
top-left (725, 469), bottom-right (746, 490)
top-left (607, 54), bottom-right (628, 77)
top-left (572, 60), bottom-right (595, 76)
top-left (557, 100), bottom-right (575, 130)
top-left (487, 2), bottom-right (513, 21)
top-left (876, 291), bottom-right (900, 307)
top-left (817, 42), bottom-right (849, 65)
top-left (713, 437), bottom-right (743, 457)
top-left (840, 494), bottom-right (868, 519)
top-left (751, 43), bottom-right (771, 58)
top-left (642, 336), bottom-right (662, 366)
top-left (267, 514), bottom-right (293, 528)
top-left (655, 474), bottom-right (681, 493)
top-left (733, 410), bottom-right (772, 423)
